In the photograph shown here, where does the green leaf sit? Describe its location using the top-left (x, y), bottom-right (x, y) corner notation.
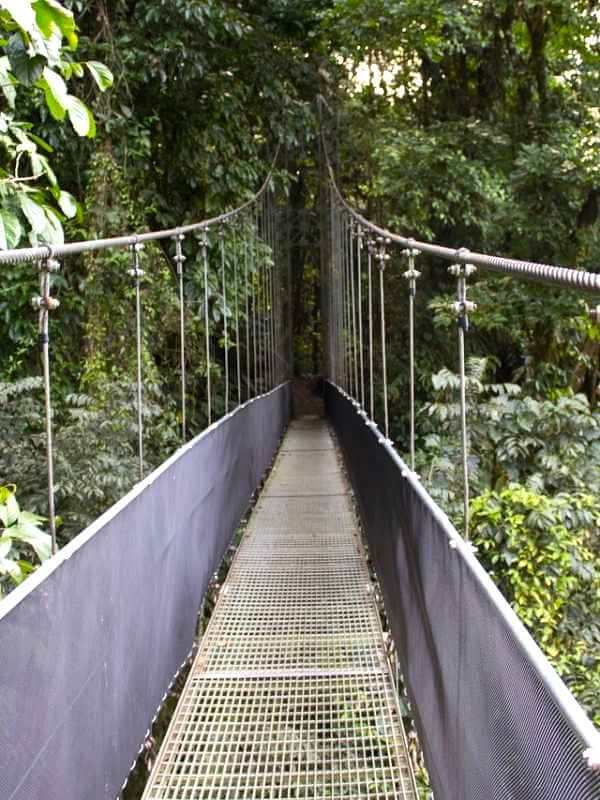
top-left (0, 0), bottom-right (36, 34)
top-left (40, 204), bottom-right (64, 244)
top-left (30, 151), bottom-right (57, 185)
top-left (0, 209), bottom-right (22, 248)
top-left (40, 65), bottom-right (68, 120)
top-left (0, 538), bottom-right (11, 559)
top-left (19, 193), bottom-right (47, 233)
top-left (5, 491), bottom-right (19, 525)
top-left (0, 55), bottom-right (16, 107)
top-left (9, 523), bottom-right (51, 561)
top-left (33, 0), bottom-right (77, 48)
top-left (65, 95), bottom-right (95, 138)
top-left (85, 60), bottom-right (113, 92)
top-left (57, 190), bottom-right (77, 218)
top-left (28, 132), bottom-right (53, 152)
top-left (7, 33), bottom-right (44, 86)
top-left (0, 556), bottom-right (23, 582)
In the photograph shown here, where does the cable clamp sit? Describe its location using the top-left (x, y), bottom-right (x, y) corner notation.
top-left (452, 300), bottom-right (477, 316)
top-left (403, 269), bottom-right (421, 281)
top-left (199, 227), bottom-right (210, 249)
top-left (128, 268), bottom-right (145, 279)
top-left (31, 295), bottom-right (60, 311)
top-left (401, 238), bottom-right (420, 259)
top-left (376, 236), bottom-right (391, 270)
top-left (449, 261), bottom-right (477, 278)
top-left (39, 258), bottom-right (60, 274)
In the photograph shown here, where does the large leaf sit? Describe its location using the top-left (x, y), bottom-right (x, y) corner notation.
top-left (8, 523), bottom-right (51, 561)
top-left (0, 55), bottom-right (16, 107)
top-left (65, 95), bottom-right (96, 138)
top-left (40, 65), bottom-right (68, 120)
top-left (0, 209), bottom-right (22, 248)
top-left (0, 0), bottom-right (36, 34)
top-left (57, 190), bottom-right (77, 218)
top-left (30, 151), bottom-right (57, 185)
top-left (19, 193), bottom-right (47, 233)
top-left (6, 33), bottom-right (44, 86)
top-left (33, 0), bottom-right (77, 48)
top-left (40, 204), bottom-right (64, 244)
top-left (0, 556), bottom-right (22, 582)
top-left (86, 60), bottom-right (113, 92)
top-left (4, 491), bottom-right (19, 525)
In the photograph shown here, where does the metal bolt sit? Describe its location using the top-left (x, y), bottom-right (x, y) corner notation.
top-left (31, 295), bottom-right (60, 311)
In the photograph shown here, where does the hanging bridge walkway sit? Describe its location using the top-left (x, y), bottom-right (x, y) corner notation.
top-left (142, 418), bottom-right (416, 800)
top-left (1, 148), bottom-right (600, 800)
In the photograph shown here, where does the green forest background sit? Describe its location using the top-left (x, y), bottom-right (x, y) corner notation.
top-left (1, 0), bottom-right (599, 743)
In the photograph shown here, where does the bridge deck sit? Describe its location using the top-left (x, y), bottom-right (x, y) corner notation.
top-left (142, 419), bottom-right (417, 800)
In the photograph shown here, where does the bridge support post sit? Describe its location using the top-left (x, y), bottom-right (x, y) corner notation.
top-left (402, 241), bottom-right (421, 471)
top-left (449, 253), bottom-right (477, 539)
top-left (32, 251), bottom-right (60, 554)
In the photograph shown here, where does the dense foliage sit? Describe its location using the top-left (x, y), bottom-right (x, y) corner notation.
top-left (1, 0), bottom-right (599, 780)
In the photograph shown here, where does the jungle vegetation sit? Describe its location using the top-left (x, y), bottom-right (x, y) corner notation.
top-left (1, 0), bottom-right (599, 751)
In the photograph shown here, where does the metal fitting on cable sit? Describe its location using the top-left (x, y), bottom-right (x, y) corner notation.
top-left (31, 295), bottom-right (60, 312)
top-left (449, 258), bottom-right (477, 332)
top-left (402, 239), bottom-right (421, 289)
top-left (172, 230), bottom-right (186, 275)
top-left (376, 236), bottom-right (391, 269)
top-left (32, 253), bottom-right (61, 313)
top-left (199, 227), bottom-right (210, 250)
top-left (589, 305), bottom-right (600, 324)
top-left (128, 239), bottom-right (145, 279)
top-left (356, 223), bottom-right (364, 250)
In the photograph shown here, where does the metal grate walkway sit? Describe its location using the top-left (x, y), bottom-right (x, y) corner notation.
top-left (142, 419), bottom-right (418, 800)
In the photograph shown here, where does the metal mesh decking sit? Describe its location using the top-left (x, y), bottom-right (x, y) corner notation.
top-left (142, 419), bottom-right (418, 800)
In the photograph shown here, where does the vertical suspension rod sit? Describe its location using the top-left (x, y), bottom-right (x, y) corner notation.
top-left (129, 239), bottom-right (145, 479)
top-left (233, 221), bottom-right (241, 406)
top-left (356, 225), bottom-right (365, 407)
top-left (33, 251), bottom-right (60, 554)
top-left (367, 237), bottom-right (375, 419)
top-left (402, 242), bottom-right (421, 470)
top-left (201, 228), bottom-right (212, 425)
top-left (449, 255), bottom-right (477, 539)
top-left (220, 224), bottom-right (229, 413)
top-left (174, 231), bottom-right (187, 441)
top-left (376, 237), bottom-right (391, 438)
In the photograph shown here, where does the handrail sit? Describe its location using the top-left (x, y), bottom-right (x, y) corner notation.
top-left (0, 148), bottom-right (279, 265)
top-left (326, 157), bottom-right (600, 295)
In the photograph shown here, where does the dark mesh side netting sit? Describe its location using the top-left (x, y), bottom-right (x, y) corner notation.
top-left (325, 382), bottom-right (600, 800)
top-left (0, 384), bottom-right (291, 800)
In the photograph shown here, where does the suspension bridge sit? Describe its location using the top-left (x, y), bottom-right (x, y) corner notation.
top-left (1, 149), bottom-right (600, 800)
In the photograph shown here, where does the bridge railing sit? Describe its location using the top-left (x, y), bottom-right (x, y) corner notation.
top-left (0, 382), bottom-right (291, 800)
top-left (327, 382), bottom-right (600, 800)
top-left (0, 154), bottom-right (290, 554)
top-left (324, 153), bottom-right (600, 796)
